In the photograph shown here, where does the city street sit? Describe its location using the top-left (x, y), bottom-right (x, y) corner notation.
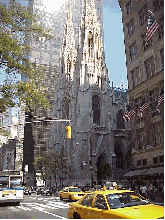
top-left (0, 194), bottom-right (69, 219)
top-left (0, 192), bottom-right (163, 219)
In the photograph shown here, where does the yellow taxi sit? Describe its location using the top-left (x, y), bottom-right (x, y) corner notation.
top-left (58, 186), bottom-right (85, 202)
top-left (67, 189), bottom-right (164, 219)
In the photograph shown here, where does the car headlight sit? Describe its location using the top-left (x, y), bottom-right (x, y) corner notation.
top-left (73, 194), bottom-right (78, 197)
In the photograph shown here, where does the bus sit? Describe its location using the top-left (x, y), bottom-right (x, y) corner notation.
top-left (0, 170), bottom-right (24, 205)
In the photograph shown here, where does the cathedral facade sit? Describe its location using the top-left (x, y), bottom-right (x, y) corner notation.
top-left (49, 0), bottom-right (131, 187)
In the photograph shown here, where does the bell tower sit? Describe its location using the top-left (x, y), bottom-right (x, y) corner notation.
top-left (78, 0), bottom-right (108, 90)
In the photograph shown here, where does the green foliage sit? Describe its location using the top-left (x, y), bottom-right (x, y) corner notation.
top-left (33, 151), bottom-right (75, 183)
top-left (0, 1), bottom-right (53, 112)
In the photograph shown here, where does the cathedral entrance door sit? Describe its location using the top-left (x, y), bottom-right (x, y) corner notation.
top-left (96, 154), bottom-right (110, 186)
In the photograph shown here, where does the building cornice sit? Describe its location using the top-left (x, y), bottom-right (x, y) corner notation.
top-left (128, 70), bottom-right (164, 99)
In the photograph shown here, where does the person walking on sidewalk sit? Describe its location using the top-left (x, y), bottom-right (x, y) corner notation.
top-left (135, 184), bottom-right (139, 194)
top-left (153, 186), bottom-right (159, 201)
top-left (141, 185), bottom-right (147, 198)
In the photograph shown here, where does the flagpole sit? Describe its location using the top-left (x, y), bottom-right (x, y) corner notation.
top-left (148, 9), bottom-right (164, 26)
top-left (148, 10), bottom-right (154, 16)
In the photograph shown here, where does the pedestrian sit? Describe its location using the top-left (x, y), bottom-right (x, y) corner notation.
top-left (141, 185), bottom-right (147, 198)
top-left (135, 185), bottom-right (139, 194)
top-left (153, 186), bottom-right (159, 201)
top-left (162, 185), bottom-right (164, 197)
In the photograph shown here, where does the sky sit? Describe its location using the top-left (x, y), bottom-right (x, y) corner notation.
top-left (102, 0), bottom-right (127, 89)
top-left (0, 0), bottom-right (127, 89)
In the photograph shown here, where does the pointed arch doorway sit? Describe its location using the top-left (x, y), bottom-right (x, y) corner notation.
top-left (96, 154), bottom-right (111, 186)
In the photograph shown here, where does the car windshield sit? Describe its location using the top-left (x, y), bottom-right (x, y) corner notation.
top-left (106, 192), bottom-right (150, 209)
top-left (69, 188), bottom-right (82, 192)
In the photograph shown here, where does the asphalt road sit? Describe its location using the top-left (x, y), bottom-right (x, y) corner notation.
top-left (0, 194), bottom-right (70, 219)
top-left (0, 193), bottom-right (163, 219)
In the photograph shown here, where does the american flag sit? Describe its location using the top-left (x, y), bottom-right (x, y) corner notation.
top-left (123, 105), bottom-right (135, 122)
top-left (157, 89), bottom-right (164, 113)
top-left (137, 98), bottom-right (149, 118)
top-left (146, 15), bottom-right (160, 43)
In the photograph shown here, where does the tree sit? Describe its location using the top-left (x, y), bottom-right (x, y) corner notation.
top-left (33, 151), bottom-right (75, 187)
top-left (0, 1), bottom-right (53, 112)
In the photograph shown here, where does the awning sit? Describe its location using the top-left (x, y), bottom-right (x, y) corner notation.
top-left (123, 169), bottom-right (149, 177)
top-left (123, 171), bottom-right (134, 177)
top-left (144, 167), bottom-right (164, 175)
top-left (133, 169), bottom-right (149, 176)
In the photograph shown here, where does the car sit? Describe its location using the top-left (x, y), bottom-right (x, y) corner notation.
top-left (42, 187), bottom-right (52, 196)
top-left (36, 186), bottom-right (46, 195)
top-left (58, 186), bottom-right (86, 201)
top-left (67, 189), bottom-right (164, 219)
top-left (24, 188), bottom-right (31, 195)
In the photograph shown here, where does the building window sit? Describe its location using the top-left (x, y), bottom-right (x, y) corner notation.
top-left (116, 109), bottom-right (125, 129)
top-left (88, 32), bottom-right (93, 58)
top-left (143, 159), bottom-right (147, 167)
top-left (159, 156), bottom-right (164, 164)
top-left (92, 95), bottom-right (100, 124)
top-left (126, 1), bottom-right (132, 15)
top-left (160, 135), bottom-right (164, 144)
top-left (141, 33), bottom-right (152, 51)
top-left (127, 19), bottom-right (135, 37)
top-left (153, 1), bottom-right (164, 12)
top-left (62, 97), bottom-right (69, 119)
top-left (160, 48), bottom-right (164, 68)
top-left (144, 56), bottom-right (155, 78)
top-left (134, 97), bottom-right (142, 111)
top-left (149, 88), bottom-right (159, 117)
top-left (137, 160), bottom-right (141, 167)
top-left (67, 58), bottom-right (71, 74)
top-left (151, 111), bottom-right (159, 118)
top-left (139, 4), bottom-right (148, 26)
top-left (136, 132), bottom-right (142, 150)
top-left (153, 157), bottom-right (158, 164)
top-left (158, 17), bottom-right (164, 40)
top-left (129, 42), bottom-right (138, 61)
top-left (131, 67), bottom-right (140, 88)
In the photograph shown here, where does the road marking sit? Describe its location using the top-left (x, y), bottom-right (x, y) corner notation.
top-left (22, 201), bottom-right (69, 210)
top-left (11, 201), bottom-right (68, 219)
top-left (8, 207), bottom-right (20, 212)
top-left (30, 205), bottom-right (67, 219)
top-left (19, 205), bottom-right (32, 211)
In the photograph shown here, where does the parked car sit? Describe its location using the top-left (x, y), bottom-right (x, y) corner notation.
top-left (59, 186), bottom-right (85, 201)
top-left (42, 187), bottom-right (52, 196)
top-left (36, 186), bottom-right (46, 195)
top-left (24, 187), bottom-right (31, 195)
top-left (67, 189), bottom-right (164, 219)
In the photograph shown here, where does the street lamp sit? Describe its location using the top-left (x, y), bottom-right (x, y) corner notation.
top-left (89, 166), bottom-right (94, 188)
top-left (111, 153), bottom-right (116, 181)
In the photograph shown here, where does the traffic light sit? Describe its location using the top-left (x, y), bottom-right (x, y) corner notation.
top-left (66, 124), bottom-right (72, 138)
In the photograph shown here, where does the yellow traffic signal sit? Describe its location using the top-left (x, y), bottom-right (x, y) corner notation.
top-left (66, 124), bottom-right (72, 138)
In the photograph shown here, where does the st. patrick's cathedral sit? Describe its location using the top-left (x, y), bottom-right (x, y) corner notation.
top-left (49, 0), bottom-right (131, 187)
